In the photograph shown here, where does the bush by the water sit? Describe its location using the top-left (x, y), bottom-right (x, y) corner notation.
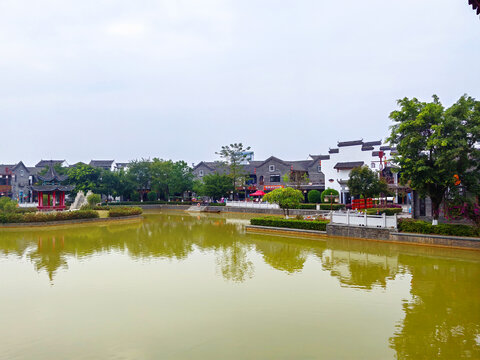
top-left (87, 193), bottom-right (101, 206)
top-left (366, 208), bottom-right (402, 216)
top-left (307, 190), bottom-right (322, 204)
top-left (108, 201), bottom-right (193, 206)
top-left (0, 197), bottom-right (17, 213)
top-left (321, 188), bottom-right (339, 203)
top-left (250, 217), bottom-right (329, 231)
top-left (398, 219), bottom-right (480, 238)
top-left (147, 191), bottom-right (158, 201)
top-left (0, 210), bottom-right (99, 224)
top-left (108, 207), bottom-right (143, 217)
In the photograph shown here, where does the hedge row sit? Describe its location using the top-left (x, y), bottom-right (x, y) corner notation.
top-left (106, 201), bottom-right (193, 206)
top-left (108, 207), bottom-right (143, 218)
top-left (250, 217), bottom-right (329, 231)
top-left (366, 208), bottom-right (402, 216)
top-left (398, 219), bottom-right (480, 238)
top-left (0, 210), bottom-right (99, 224)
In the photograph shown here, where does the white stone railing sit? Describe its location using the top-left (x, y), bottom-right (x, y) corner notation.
top-left (226, 201), bottom-right (280, 209)
top-left (330, 210), bottom-right (397, 229)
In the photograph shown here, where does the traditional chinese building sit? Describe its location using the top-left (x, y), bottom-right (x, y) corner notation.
top-left (30, 164), bottom-right (74, 211)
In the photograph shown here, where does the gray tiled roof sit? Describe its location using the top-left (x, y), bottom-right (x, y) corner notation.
top-left (337, 140), bottom-right (363, 147)
top-left (363, 140), bottom-right (382, 146)
top-left (328, 148), bottom-right (339, 154)
top-left (309, 154), bottom-right (330, 160)
top-left (89, 160), bottom-right (114, 168)
top-left (333, 161), bottom-right (364, 169)
top-left (0, 164), bottom-right (15, 175)
top-left (36, 160), bottom-right (64, 168)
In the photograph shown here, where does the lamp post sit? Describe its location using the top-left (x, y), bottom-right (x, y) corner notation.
top-left (324, 194), bottom-right (338, 211)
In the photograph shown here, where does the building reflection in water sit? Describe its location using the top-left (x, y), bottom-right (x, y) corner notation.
top-left (0, 212), bottom-right (479, 358)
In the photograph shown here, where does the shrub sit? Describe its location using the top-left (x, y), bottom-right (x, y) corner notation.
top-left (87, 193), bottom-right (101, 206)
top-left (15, 207), bottom-right (37, 214)
top-left (366, 208), bottom-right (402, 216)
top-left (208, 202), bottom-right (226, 206)
top-left (0, 197), bottom-right (17, 213)
top-left (147, 191), bottom-right (157, 201)
top-left (298, 204), bottom-right (317, 210)
top-left (250, 217), bottom-right (329, 231)
top-left (398, 219), bottom-right (479, 238)
top-left (0, 210), bottom-right (99, 224)
top-left (307, 190), bottom-right (322, 204)
top-left (108, 201), bottom-right (193, 206)
top-left (108, 207), bottom-right (143, 218)
top-left (319, 204), bottom-right (345, 210)
top-left (321, 188), bottom-right (339, 203)
top-left (130, 192), bottom-right (141, 202)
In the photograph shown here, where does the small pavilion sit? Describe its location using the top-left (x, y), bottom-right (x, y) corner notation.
top-left (31, 165), bottom-right (74, 211)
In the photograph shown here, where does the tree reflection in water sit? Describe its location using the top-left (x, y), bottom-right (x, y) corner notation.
top-left (0, 212), bottom-right (479, 358)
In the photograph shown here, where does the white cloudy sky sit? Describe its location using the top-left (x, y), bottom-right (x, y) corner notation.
top-left (0, 0), bottom-right (479, 166)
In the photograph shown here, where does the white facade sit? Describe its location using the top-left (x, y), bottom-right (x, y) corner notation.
top-left (316, 140), bottom-right (396, 204)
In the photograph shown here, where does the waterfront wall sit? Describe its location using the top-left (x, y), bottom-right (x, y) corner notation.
top-left (136, 204), bottom-right (321, 216)
top-left (327, 224), bottom-right (392, 240)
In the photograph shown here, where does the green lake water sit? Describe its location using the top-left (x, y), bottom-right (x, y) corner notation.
top-left (1, 211), bottom-right (479, 359)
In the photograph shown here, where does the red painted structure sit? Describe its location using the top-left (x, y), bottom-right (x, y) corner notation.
top-left (30, 162), bottom-right (73, 211)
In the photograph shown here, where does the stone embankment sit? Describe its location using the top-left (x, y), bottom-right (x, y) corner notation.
top-left (246, 223), bottom-right (480, 250)
top-left (136, 204), bottom-right (321, 216)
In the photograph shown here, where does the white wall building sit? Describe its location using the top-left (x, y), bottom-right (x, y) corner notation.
top-left (311, 140), bottom-right (397, 204)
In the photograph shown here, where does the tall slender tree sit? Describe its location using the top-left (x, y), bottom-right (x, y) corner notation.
top-left (216, 143), bottom-right (251, 200)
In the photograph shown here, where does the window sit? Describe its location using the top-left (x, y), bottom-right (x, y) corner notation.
top-left (270, 175), bottom-right (280, 183)
top-left (269, 165), bottom-right (275, 172)
top-left (20, 170), bottom-right (24, 177)
top-left (317, 165), bottom-right (321, 172)
top-left (371, 162), bottom-right (375, 168)
top-left (199, 170), bottom-right (204, 177)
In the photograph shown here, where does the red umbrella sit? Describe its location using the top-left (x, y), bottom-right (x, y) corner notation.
top-left (250, 190), bottom-right (265, 196)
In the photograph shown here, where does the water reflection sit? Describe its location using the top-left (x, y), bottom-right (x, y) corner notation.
top-left (0, 212), bottom-right (479, 358)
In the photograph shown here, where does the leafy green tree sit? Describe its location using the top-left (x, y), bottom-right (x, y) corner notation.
top-left (216, 143), bottom-right (251, 200)
top-left (87, 193), bottom-right (101, 206)
top-left (168, 160), bottom-right (194, 197)
top-left (263, 187), bottom-right (304, 217)
top-left (147, 191), bottom-right (158, 201)
top-left (127, 159), bottom-right (151, 200)
top-left (150, 159), bottom-right (193, 200)
top-left (0, 197), bottom-right (17, 213)
top-left (283, 172), bottom-right (310, 190)
top-left (347, 166), bottom-right (384, 209)
top-left (38, 163), bottom-right (68, 177)
top-left (96, 169), bottom-right (122, 201)
top-left (307, 190), bottom-right (322, 204)
top-left (388, 95), bottom-right (480, 222)
top-left (201, 173), bottom-right (233, 200)
top-left (67, 164), bottom-right (102, 194)
top-left (321, 188), bottom-right (339, 203)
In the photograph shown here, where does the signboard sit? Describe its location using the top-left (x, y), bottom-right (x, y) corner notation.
top-left (264, 185), bottom-right (284, 191)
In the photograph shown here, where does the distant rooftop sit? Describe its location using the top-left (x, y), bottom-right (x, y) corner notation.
top-left (35, 160), bottom-right (64, 168)
top-left (89, 160), bottom-right (114, 168)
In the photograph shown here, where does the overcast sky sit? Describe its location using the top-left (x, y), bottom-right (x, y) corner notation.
top-left (1, 0), bottom-right (479, 166)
